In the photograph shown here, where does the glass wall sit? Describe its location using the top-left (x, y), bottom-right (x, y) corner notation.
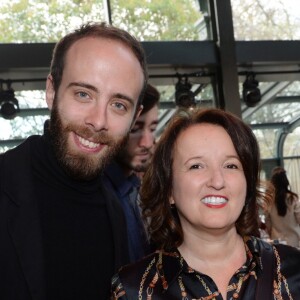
top-left (0, 0), bottom-right (206, 43)
top-left (231, 0), bottom-right (300, 40)
top-left (1, 0), bottom-right (300, 184)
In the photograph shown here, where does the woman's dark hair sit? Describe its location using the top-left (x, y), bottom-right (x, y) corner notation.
top-left (270, 166), bottom-right (298, 216)
top-left (141, 108), bottom-right (262, 250)
top-left (49, 21), bottom-right (148, 105)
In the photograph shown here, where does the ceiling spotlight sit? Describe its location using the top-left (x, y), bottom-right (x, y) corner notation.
top-left (0, 82), bottom-right (20, 120)
top-left (175, 76), bottom-right (195, 108)
top-left (242, 73), bottom-right (261, 107)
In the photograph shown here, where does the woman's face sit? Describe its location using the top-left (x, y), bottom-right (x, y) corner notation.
top-left (170, 123), bottom-right (247, 235)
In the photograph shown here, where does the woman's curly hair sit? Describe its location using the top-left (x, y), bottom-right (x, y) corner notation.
top-left (140, 108), bottom-right (264, 250)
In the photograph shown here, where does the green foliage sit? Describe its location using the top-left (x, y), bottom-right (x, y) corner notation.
top-left (111, 0), bottom-right (201, 41)
top-left (231, 0), bottom-right (300, 40)
top-left (0, 0), bottom-right (104, 42)
top-left (0, 0), bottom-right (201, 43)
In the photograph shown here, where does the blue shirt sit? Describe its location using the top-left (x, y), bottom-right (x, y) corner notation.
top-left (103, 161), bottom-right (150, 262)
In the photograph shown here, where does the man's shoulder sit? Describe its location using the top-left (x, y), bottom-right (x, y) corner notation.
top-left (103, 161), bottom-right (124, 179)
top-left (1, 135), bottom-right (40, 159)
top-left (0, 135), bottom-right (40, 181)
top-left (102, 160), bottom-right (129, 193)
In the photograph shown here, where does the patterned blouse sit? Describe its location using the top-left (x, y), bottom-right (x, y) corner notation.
top-left (111, 236), bottom-right (300, 300)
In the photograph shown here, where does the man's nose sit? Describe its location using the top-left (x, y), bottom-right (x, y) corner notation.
top-left (84, 103), bottom-right (108, 132)
top-left (139, 129), bottom-right (155, 149)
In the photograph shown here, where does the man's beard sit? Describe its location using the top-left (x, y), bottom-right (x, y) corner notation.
top-left (49, 103), bottom-right (129, 181)
top-left (132, 155), bottom-right (151, 173)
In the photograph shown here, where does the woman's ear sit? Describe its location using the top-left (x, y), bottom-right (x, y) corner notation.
top-left (46, 75), bottom-right (55, 110)
top-left (169, 195), bottom-right (175, 205)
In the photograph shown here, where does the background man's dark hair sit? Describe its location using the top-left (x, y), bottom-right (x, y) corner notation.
top-left (140, 83), bottom-right (160, 115)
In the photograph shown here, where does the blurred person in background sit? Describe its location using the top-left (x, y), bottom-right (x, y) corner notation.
top-left (104, 83), bottom-right (159, 263)
top-left (266, 166), bottom-right (300, 247)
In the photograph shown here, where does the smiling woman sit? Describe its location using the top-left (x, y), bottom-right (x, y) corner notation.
top-left (169, 123), bottom-right (247, 237)
top-left (111, 107), bottom-right (300, 300)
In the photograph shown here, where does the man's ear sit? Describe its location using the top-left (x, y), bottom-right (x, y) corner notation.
top-left (46, 75), bottom-right (55, 111)
top-left (136, 104), bottom-right (143, 119)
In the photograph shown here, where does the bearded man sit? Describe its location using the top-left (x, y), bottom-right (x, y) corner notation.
top-left (0, 22), bottom-right (147, 300)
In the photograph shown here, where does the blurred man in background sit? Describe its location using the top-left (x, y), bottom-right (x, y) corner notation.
top-left (104, 83), bottom-right (159, 262)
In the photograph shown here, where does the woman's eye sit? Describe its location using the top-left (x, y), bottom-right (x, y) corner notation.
top-left (226, 164), bottom-right (238, 169)
top-left (190, 164), bottom-right (201, 169)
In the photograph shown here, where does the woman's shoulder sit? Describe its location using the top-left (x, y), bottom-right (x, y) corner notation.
top-left (251, 238), bottom-right (300, 298)
top-left (117, 249), bottom-right (180, 278)
top-left (112, 250), bottom-right (182, 299)
top-left (118, 251), bottom-right (160, 276)
top-left (251, 237), bottom-right (300, 274)
top-left (111, 252), bottom-right (160, 299)
top-left (272, 244), bottom-right (300, 296)
top-left (287, 192), bottom-right (299, 204)
top-left (274, 243), bottom-right (300, 265)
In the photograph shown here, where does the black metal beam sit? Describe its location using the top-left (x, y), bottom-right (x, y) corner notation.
top-left (0, 40), bottom-right (299, 72)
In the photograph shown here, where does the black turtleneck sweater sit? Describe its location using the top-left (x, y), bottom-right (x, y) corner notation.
top-left (31, 133), bottom-right (114, 300)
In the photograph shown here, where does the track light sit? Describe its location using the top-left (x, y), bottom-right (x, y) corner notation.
top-left (175, 76), bottom-right (195, 108)
top-left (242, 73), bottom-right (261, 107)
top-left (0, 82), bottom-right (20, 120)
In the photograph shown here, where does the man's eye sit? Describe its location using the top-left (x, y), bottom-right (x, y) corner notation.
top-left (131, 127), bottom-right (141, 133)
top-left (77, 91), bottom-right (88, 98)
top-left (112, 102), bottom-right (126, 111)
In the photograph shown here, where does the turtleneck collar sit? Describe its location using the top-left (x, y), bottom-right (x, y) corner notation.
top-left (31, 132), bottom-right (103, 195)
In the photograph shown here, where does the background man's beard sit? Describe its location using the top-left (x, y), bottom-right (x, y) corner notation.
top-left (116, 150), bottom-right (150, 174)
top-left (132, 159), bottom-right (150, 173)
top-left (49, 104), bottom-right (129, 181)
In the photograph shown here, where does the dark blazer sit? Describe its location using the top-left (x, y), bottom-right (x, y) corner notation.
top-left (0, 136), bottom-right (129, 300)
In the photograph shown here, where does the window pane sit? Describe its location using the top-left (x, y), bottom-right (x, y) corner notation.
top-left (244, 81), bottom-right (300, 124)
top-left (0, 90), bottom-right (48, 152)
top-left (232, 0), bottom-right (300, 40)
top-left (0, 0), bottom-right (105, 43)
top-left (110, 0), bottom-right (206, 41)
top-left (284, 127), bottom-right (300, 157)
top-left (0, 0), bottom-right (207, 43)
top-left (253, 128), bottom-right (278, 159)
top-left (284, 158), bottom-right (300, 197)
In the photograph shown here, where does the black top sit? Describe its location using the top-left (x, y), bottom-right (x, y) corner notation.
top-left (112, 236), bottom-right (300, 299)
top-left (32, 133), bottom-right (114, 300)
